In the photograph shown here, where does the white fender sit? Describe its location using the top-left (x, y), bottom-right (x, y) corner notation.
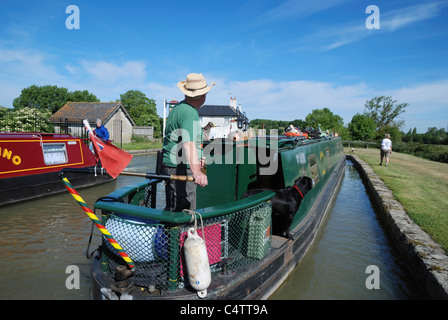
top-left (183, 227), bottom-right (211, 298)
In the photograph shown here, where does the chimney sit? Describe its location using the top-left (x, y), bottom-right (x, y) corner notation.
top-left (230, 97), bottom-right (237, 109)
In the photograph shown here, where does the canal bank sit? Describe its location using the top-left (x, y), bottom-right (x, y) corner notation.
top-left (127, 148), bottom-right (159, 155)
top-left (347, 154), bottom-right (448, 299)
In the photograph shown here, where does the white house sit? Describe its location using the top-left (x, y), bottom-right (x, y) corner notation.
top-left (198, 98), bottom-right (248, 139)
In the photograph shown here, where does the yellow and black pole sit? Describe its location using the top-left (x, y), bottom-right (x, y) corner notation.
top-left (61, 176), bottom-right (135, 270)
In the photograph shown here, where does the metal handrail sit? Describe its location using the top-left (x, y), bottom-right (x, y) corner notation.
top-left (95, 188), bottom-right (274, 225)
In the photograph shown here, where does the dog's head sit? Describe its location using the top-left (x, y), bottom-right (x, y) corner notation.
top-left (294, 176), bottom-right (313, 197)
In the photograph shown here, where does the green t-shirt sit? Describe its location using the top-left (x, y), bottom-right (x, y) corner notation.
top-left (162, 101), bottom-right (202, 168)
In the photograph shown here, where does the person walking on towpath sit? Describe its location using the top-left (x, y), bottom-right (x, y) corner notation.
top-left (380, 133), bottom-right (392, 167)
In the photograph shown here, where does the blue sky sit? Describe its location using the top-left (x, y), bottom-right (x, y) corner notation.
top-left (1, 0), bottom-right (447, 133)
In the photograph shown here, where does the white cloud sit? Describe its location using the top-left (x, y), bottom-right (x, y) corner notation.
top-left (80, 60), bottom-right (147, 84)
top-left (204, 78), bottom-right (448, 133)
top-left (0, 47), bottom-right (61, 81)
top-left (290, 1), bottom-right (448, 52)
top-left (0, 46), bottom-right (64, 107)
top-left (130, 77), bottom-right (372, 130)
top-left (206, 79), bottom-right (372, 125)
top-left (383, 2), bottom-right (445, 31)
top-left (1, 43), bottom-right (445, 134)
top-left (390, 80), bottom-right (448, 107)
top-left (0, 44), bottom-right (150, 107)
top-left (255, 0), bottom-right (349, 24)
top-left (63, 60), bottom-right (151, 103)
top-left (387, 80), bottom-right (448, 132)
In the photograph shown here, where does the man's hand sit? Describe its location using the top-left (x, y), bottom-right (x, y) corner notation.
top-left (191, 168), bottom-right (208, 188)
top-left (184, 141), bottom-right (208, 188)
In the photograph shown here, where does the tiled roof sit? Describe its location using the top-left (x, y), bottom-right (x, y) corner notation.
top-left (50, 102), bottom-right (135, 125)
top-left (198, 105), bottom-right (239, 117)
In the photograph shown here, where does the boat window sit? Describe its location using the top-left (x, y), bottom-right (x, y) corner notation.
top-left (42, 143), bottom-right (68, 165)
top-left (308, 154), bottom-right (319, 184)
top-left (326, 147), bottom-right (331, 168)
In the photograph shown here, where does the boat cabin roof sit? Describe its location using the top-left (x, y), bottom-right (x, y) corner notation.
top-left (0, 132), bottom-right (76, 140)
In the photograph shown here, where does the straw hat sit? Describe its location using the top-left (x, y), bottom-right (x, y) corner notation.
top-left (177, 73), bottom-right (215, 97)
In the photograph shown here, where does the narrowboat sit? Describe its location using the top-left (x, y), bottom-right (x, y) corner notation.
top-left (90, 135), bottom-right (346, 300)
top-left (0, 132), bottom-right (112, 206)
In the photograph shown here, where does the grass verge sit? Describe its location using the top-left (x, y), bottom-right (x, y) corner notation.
top-left (346, 147), bottom-right (448, 253)
top-left (116, 140), bottom-right (162, 151)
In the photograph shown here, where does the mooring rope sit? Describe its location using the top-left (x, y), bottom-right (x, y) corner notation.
top-left (183, 209), bottom-right (206, 242)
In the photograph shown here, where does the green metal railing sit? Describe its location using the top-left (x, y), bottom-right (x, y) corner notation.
top-left (95, 183), bottom-right (274, 291)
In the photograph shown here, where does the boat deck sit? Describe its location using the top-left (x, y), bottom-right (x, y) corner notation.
top-left (271, 235), bottom-right (289, 249)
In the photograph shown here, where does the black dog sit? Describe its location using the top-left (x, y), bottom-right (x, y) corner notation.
top-left (241, 176), bottom-right (313, 239)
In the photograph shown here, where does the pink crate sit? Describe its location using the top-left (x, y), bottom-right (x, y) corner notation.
top-left (179, 224), bottom-right (222, 277)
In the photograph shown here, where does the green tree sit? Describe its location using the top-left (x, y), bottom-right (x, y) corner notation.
top-left (0, 106), bottom-right (7, 119)
top-left (119, 90), bottom-right (161, 137)
top-left (304, 108), bottom-right (344, 132)
top-left (402, 128), bottom-right (412, 143)
top-left (291, 119), bottom-right (306, 129)
top-left (348, 113), bottom-right (376, 141)
top-left (337, 126), bottom-right (350, 140)
top-left (363, 96), bottom-right (407, 130)
top-left (423, 127), bottom-right (447, 145)
top-left (402, 127), bottom-right (422, 143)
top-left (376, 125), bottom-right (402, 143)
top-left (66, 90), bottom-right (99, 102)
top-left (13, 85), bottom-right (99, 113)
top-left (13, 85), bottom-right (68, 113)
top-left (412, 127), bottom-right (423, 143)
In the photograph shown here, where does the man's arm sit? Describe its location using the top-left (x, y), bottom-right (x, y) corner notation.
top-left (183, 141), bottom-right (208, 187)
top-left (104, 128), bottom-right (109, 141)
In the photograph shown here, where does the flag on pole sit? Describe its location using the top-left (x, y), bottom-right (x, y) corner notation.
top-left (83, 119), bottom-right (133, 179)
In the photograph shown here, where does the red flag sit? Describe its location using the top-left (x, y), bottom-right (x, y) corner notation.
top-left (83, 120), bottom-right (133, 179)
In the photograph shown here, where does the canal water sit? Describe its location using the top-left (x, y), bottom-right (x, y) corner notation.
top-left (0, 154), bottom-right (163, 299)
top-left (0, 155), bottom-right (420, 299)
top-left (270, 160), bottom-right (420, 299)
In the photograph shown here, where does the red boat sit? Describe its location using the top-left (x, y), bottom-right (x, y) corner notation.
top-left (0, 132), bottom-right (112, 206)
